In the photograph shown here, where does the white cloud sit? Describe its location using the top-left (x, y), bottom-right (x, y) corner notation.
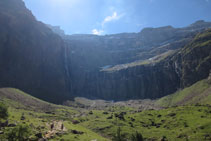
top-left (92, 29), bottom-right (104, 35)
top-left (91, 11), bottom-right (124, 35)
top-left (102, 12), bottom-right (124, 26)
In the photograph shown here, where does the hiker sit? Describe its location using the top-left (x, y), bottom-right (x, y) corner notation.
top-left (50, 123), bottom-right (54, 130)
top-left (61, 123), bottom-right (64, 130)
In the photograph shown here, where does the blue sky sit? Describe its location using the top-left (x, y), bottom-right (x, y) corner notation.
top-left (23, 0), bottom-right (211, 35)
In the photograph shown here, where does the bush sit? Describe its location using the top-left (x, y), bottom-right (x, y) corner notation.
top-left (112, 127), bottom-right (126, 141)
top-left (0, 102), bottom-right (8, 119)
top-left (131, 131), bottom-right (144, 141)
top-left (6, 124), bottom-right (31, 141)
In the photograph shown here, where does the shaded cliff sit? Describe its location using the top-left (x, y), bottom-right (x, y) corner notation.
top-left (0, 0), bottom-right (71, 103)
top-left (0, 0), bottom-right (210, 103)
top-left (66, 29), bottom-right (211, 100)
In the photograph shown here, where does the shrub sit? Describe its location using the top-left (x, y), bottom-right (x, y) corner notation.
top-left (6, 124), bottom-right (31, 141)
top-left (0, 102), bottom-right (8, 119)
top-left (131, 131), bottom-right (144, 141)
top-left (112, 127), bottom-right (126, 141)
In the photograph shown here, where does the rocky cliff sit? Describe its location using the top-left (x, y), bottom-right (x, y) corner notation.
top-left (65, 23), bottom-right (211, 100)
top-left (0, 0), bottom-right (71, 103)
top-left (66, 29), bottom-right (211, 101)
top-left (0, 0), bottom-right (211, 103)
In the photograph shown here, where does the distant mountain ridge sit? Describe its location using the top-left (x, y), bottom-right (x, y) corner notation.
top-left (62, 22), bottom-right (211, 100)
top-left (0, 0), bottom-right (210, 103)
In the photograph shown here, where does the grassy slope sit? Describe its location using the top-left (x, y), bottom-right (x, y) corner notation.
top-left (156, 79), bottom-right (211, 107)
top-left (76, 106), bottom-right (211, 140)
top-left (0, 88), bottom-right (109, 141)
top-left (102, 50), bottom-right (176, 72)
top-left (0, 81), bottom-right (211, 140)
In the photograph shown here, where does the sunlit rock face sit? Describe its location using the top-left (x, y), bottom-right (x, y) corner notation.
top-left (0, 0), bottom-right (211, 103)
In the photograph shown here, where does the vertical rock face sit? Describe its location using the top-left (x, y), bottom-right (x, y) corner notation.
top-left (172, 29), bottom-right (211, 87)
top-left (66, 28), bottom-right (211, 101)
top-left (0, 0), bottom-right (211, 103)
top-left (0, 0), bottom-right (70, 103)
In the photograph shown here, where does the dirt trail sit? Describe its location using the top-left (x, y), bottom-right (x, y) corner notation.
top-left (45, 121), bottom-right (67, 139)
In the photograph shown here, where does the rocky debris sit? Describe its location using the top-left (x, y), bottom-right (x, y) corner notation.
top-left (45, 121), bottom-right (67, 139)
top-left (71, 130), bottom-right (84, 134)
top-left (72, 120), bottom-right (80, 124)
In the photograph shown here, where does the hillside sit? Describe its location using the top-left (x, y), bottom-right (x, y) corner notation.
top-left (0, 87), bottom-right (211, 140)
top-left (0, 88), bottom-right (109, 140)
top-left (156, 77), bottom-right (211, 107)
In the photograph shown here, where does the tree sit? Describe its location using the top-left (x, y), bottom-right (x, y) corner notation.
top-left (6, 124), bottom-right (31, 141)
top-left (0, 102), bottom-right (8, 119)
top-left (131, 131), bottom-right (144, 141)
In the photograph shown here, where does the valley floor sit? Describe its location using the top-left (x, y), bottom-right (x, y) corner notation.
top-left (0, 78), bottom-right (211, 141)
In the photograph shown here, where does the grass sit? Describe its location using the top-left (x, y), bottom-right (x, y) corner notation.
top-left (156, 79), bottom-right (211, 107)
top-left (76, 106), bottom-right (211, 140)
top-left (0, 85), bottom-right (211, 140)
top-left (102, 50), bottom-right (176, 72)
top-left (0, 88), bottom-right (109, 141)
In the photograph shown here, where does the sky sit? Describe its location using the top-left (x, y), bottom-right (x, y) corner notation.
top-left (23, 0), bottom-right (211, 35)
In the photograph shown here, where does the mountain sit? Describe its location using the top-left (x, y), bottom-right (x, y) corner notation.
top-left (0, 0), bottom-right (211, 103)
top-left (0, 0), bottom-right (71, 103)
top-left (64, 24), bottom-right (211, 100)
